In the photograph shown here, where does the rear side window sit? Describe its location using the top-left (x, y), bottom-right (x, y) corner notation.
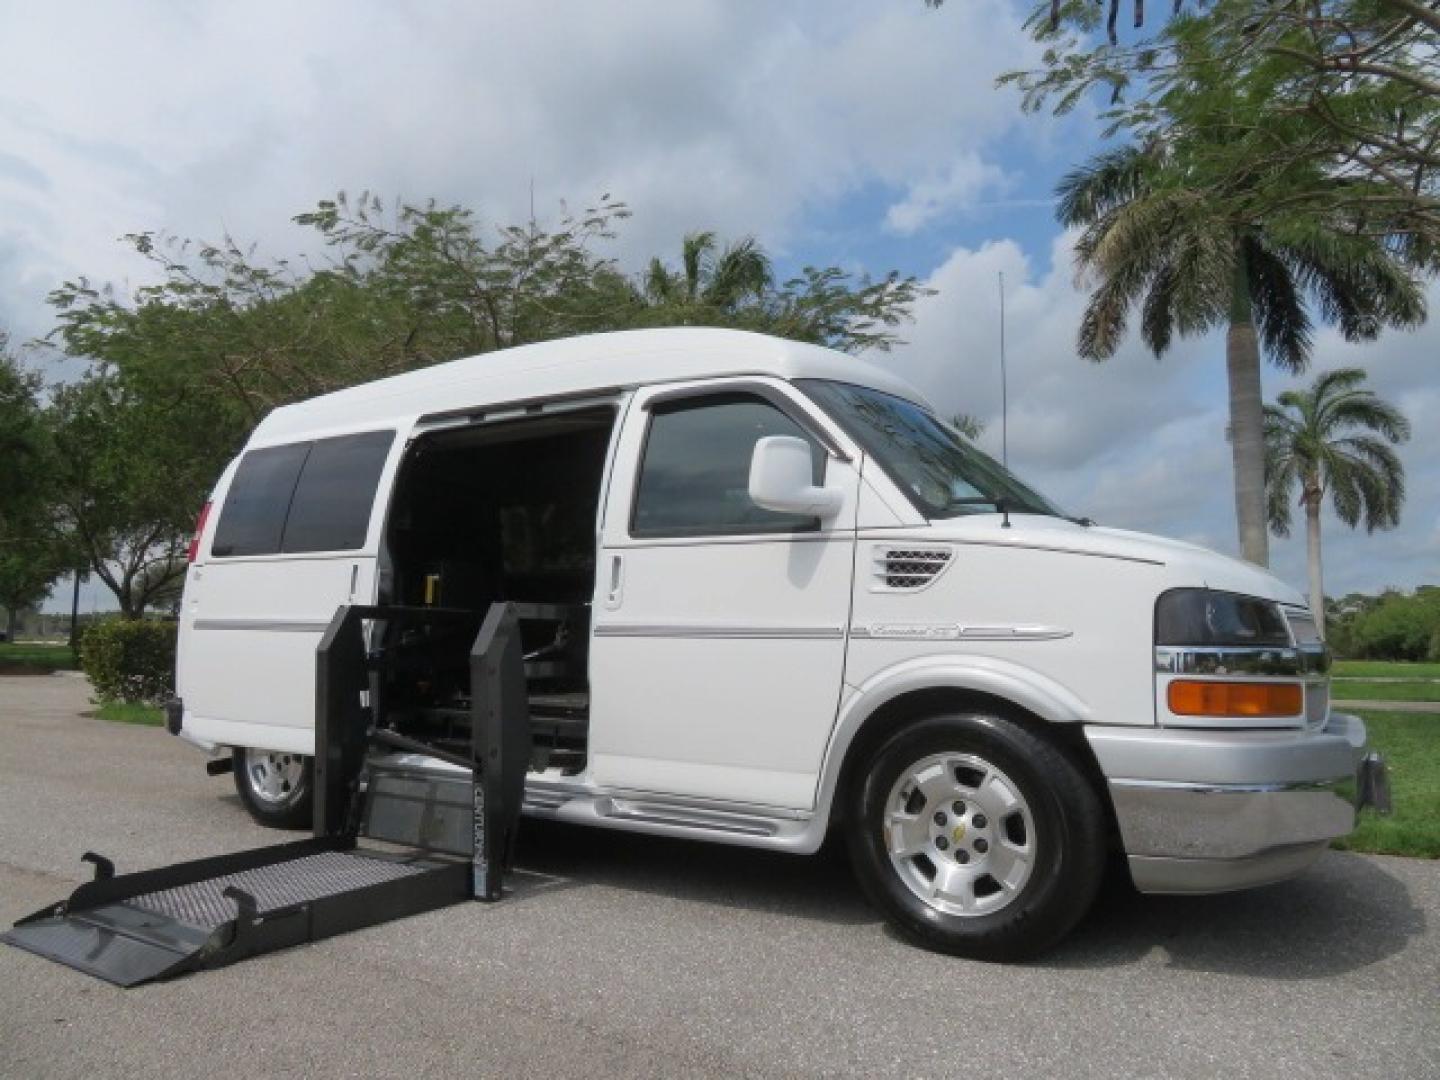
top-left (281, 431), bottom-right (395, 553)
top-left (211, 431), bottom-right (394, 557)
top-left (631, 395), bottom-right (821, 537)
top-left (211, 443), bottom-right (310, 557)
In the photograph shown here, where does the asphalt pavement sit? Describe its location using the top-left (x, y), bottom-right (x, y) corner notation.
top-left (1, 674), bottom-right (1437, 1079)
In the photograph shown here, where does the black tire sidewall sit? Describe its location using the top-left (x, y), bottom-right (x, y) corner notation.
top-left (233, 747), bottom-right (314, 830)
top-left (847, 713), bottom-right (1100, 959)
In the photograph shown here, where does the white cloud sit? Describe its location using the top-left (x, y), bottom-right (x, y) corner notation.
top-left (884, 154), bottom-right (1009, 235)
top-left (0, 0), bottom-right (1043, 341)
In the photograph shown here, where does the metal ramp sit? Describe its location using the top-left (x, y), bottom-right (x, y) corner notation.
top-left (3, 603), bottom-right (530, 987)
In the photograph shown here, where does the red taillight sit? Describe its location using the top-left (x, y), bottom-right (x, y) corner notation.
top-left (187, 501), bottom-right (212, 563)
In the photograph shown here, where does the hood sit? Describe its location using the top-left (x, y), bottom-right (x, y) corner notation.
top-left (921, 514), bottom-right (1307, 607)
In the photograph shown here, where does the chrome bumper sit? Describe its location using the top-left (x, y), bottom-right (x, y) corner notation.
top-left (1086, 713), bottom-right (1385, 895)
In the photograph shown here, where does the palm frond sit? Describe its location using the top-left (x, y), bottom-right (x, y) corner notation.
top-left (1055, 146), bottom-right (1153, 228)
top-left (1247, 240), bottom-right (1312, 373)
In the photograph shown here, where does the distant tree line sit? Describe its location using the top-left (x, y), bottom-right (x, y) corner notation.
top-left (1328, 587), bottom-right (1440, 661)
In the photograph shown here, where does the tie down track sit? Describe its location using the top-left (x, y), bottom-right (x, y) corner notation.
top-left (3, 603), bottom-right (531, 986)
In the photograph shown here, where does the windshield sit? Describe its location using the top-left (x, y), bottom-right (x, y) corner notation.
top-left (798, 380), bottom-right (1065, 520)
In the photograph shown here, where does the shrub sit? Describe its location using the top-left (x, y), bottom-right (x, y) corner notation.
top-left (80, 618), bottom-right (177, 704)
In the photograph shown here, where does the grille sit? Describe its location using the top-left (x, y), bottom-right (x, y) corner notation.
top-left (874, 546), bottom-right (953, 591)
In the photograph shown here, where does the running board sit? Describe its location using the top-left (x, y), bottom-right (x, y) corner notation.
top-left (2, 838), bottom-right (468, 987)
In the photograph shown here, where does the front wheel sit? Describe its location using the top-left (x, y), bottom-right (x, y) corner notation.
top-left (846, 712), bottom-right (1106, 961)
top-left (233, 747), bottom-right (313, 829)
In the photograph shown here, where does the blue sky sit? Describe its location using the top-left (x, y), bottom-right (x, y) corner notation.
top-left (1, 0), bottom-right (1434, 614)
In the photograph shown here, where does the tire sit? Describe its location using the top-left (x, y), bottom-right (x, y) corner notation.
top-left (233, 747), bottom-right (314, 830)
top-left (846, 712), bottom-right (1106, 961)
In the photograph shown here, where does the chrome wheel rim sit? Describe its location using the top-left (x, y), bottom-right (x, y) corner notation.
top-left (244, 750), bottom-right (306, 805)
top-left (883, 752), bottom-right (1036, 917)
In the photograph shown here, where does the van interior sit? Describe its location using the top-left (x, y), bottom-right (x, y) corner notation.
top-left (377, 405), bottom-right (617, 775)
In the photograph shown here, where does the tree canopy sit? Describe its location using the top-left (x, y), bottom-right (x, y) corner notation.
top-left (44, 192), bottom-right (927, 614)
top-left (0, 339), bottom-right (70, 630)
top-left (998, 0), bottom-right (1440, 264)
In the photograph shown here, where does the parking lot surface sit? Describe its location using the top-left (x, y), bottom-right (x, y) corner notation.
top-left (2, 674), bottom-right (1437, 1079)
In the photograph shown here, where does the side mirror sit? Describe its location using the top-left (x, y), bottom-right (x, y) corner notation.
top-left (748, 436), bottom-right (844, 519)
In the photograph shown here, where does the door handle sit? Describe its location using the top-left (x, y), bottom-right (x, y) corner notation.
top-left (604, 554), bottom-right (624, 610)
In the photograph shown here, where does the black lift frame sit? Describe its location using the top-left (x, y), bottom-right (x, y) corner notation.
top-left (2, 602), bottom-right (531, 986)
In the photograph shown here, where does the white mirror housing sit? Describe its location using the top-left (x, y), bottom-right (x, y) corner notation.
top-left (748, 436), bottom-right (843, 519)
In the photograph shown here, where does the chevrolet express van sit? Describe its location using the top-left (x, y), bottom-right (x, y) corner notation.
top-left (172, 327), bottom-right (1384, 958)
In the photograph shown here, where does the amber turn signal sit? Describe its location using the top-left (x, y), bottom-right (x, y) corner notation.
top-left (1167, 680), bottom-right (1303, 718)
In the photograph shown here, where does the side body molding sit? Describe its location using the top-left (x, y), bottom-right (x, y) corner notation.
top-left (807, 654), bottom-right (1094, 835)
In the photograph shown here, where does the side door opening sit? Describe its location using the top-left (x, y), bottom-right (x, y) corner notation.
top-left (376, 403), bottom-right (619, 776)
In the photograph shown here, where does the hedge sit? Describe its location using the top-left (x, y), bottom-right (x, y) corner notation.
top-left (80, 619), bottom-right (177, 705)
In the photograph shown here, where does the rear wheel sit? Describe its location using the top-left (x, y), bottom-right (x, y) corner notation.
top-left (233, 747), bottom-right (313, 829)
top-left (846, 712), bottom-right (1105, 960)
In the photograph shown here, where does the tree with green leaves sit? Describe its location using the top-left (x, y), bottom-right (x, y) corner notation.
top-left (50, 193), bottom-right (926, 433)
top-left (44, 192), bottom-right (928, 615)
top-left (634, 230), bottom-right (928, 352)
top-left (0, 338), bottom-right (70, 637)
top-left (45, 375), bottom-right (214, 619)
top-left (1056, 101), bottom-right (1426, 565)
top-left (1264, 367), bottom-right (1410, 634)
top-left (0, 334), bottom-right (47, 526)
top-left (993, 0), bottom-right (1440, 258)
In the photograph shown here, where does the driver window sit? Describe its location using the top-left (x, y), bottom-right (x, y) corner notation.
top-left (631, 394), bottom-right (823, 538)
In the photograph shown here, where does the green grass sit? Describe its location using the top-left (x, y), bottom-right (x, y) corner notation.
top-left (1333, 659), bottom-right (1440, 679)
top-left (1333, 711), bottom-right (1440, 859)
top-left (94, 702), bottom-right (164, 727)
top-left (1332, 679), bottom-right (1440, 703)
top-left (0, 640), bottom-right (78, 671)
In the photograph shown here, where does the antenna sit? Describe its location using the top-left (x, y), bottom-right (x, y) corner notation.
top-left (999, 271), bottom-right (1009, 467)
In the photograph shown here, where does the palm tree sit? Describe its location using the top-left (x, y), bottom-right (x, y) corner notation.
top-left (643, 231), bottom-right (773, 314)
top-left (1056, 142), bottom-right (1425, 566)
top-left (1264, 368), bottom-right (1409, 636)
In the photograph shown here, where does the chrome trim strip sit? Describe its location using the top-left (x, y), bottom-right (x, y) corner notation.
top-left (597, 798), bottom-right (780, 837)
top-left (851, 624), bottom-right (1072, 641)
top-left (192, 618), bottom-right (331, 633)
top-left (593, 623), bottom-right (844, 640)
top-left (1108, 777), bottom-right (1344, 795)
top-left (1155, 644), bottom-right (1330, 677)
top-left (524, 778), bottom-right (810, 819)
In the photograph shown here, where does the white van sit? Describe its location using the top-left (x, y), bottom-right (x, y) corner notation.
top-left (172, 327), bottom-right (1384, 958)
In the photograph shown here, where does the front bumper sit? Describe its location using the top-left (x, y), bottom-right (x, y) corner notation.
top-left (1086, 713), bottom-right (1386, 894)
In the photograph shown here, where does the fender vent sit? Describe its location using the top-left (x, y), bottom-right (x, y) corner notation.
top-left (873, 546), bottom-right (953, 591)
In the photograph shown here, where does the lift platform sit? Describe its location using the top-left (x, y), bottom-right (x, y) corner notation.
top-left (2, 603), bottom-right (531, 987)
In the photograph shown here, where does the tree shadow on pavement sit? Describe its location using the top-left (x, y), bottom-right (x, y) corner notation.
top-left (1040, 852), bottom-right (1425, 978)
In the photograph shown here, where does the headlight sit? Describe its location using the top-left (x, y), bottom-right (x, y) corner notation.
top-left (1155, 589), bottom-right (1291, 648)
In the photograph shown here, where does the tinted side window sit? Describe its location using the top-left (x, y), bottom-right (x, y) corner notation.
top-left (632, 395), bottom-right (821, 537)
top-left (281, 431), bottom-right (396, 553)
top-left (211, 443), bottom-right (311, 557)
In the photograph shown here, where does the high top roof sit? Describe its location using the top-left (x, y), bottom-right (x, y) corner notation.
top-left (249, 327), bottom-right (926, 445)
